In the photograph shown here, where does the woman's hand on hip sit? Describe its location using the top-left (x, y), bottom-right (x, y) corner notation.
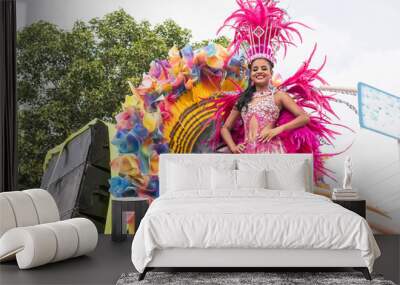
top-left (231, 143), bottom-right (246, 153)
top-left (258, 126), bottom-right (283, 143)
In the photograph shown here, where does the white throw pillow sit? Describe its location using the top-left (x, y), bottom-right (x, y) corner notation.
top-left (266, 161), bottom-right (307, 191)
top-left (236, 169), bottom-right (267, 189)
top-left (167, 162), bottom-right (211, 191)
top-left (211, 168), bottom-right (237, 191)
top-left (237, 158), bottom-right (310, 192)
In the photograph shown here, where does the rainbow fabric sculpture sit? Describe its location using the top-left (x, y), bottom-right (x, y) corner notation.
top-left (109, 0), bottom-right (342, 199)
top-left (109, 44), bottom-right (245, 199)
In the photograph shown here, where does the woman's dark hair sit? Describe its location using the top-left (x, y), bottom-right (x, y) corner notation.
top-left (235, 58), bottom-right (274, 112)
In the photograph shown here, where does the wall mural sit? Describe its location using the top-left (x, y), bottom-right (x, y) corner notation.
top-left (108, 3), bottom-right (399, 235)
top-left (108, 44), bottom-right (400, 234)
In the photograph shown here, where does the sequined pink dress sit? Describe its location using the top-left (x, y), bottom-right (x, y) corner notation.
top-left (240, 90), bottom-right (286, 153)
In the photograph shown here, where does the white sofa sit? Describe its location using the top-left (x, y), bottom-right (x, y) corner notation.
top-left (0, 189), bottom-right (98, 269)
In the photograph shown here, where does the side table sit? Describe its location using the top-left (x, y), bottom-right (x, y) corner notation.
top-left (111, 196), bottom-right (149, 242)
top-left (332, 199), bottom-right (366, 218)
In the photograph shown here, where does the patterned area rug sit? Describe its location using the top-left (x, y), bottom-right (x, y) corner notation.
top-left (116, 271), bottom-right (396, 285)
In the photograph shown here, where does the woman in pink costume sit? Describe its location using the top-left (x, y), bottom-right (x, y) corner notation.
top-left (208, 0), bottom-right (341, 180)
top-left (221, 57), bottom-right (309, 154)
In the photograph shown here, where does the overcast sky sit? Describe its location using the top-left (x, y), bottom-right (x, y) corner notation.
top-left (17, 0), bottom-right (400, 94)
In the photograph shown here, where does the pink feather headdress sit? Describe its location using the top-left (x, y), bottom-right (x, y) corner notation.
top-left (219, 0), bottom-right (306, 64)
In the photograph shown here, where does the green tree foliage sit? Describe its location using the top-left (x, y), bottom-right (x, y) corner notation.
top-left (17, 10), bottom-right (192, 189)
top-left (192, 36), bottom-right (231, 50)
